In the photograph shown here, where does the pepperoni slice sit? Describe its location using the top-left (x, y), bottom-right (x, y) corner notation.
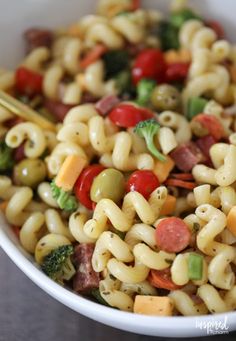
top-left (148, 268), bottom-right (182, 290)
top-left (155, 217), bottom-right (191, 253)
top-left (191, 114), bottom-right (225, 141)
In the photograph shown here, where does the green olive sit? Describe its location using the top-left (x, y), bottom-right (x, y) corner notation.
top-left (90, 168), bottom-right (125, 203)
top-left (14, 158), bottom-right (47, 188)
top-left (151, 84), bottom-right (180, 111)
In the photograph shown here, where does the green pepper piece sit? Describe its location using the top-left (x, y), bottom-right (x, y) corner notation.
top-left (0, 141), bottom-right (14, 172)
top-left (187, 97), bottom-right (208, 121)
top-left (170, 9), bottom-right (202, 30)
top-left (136, 78), bottom-right (156, 106)
top-left (158, 21), bottom-right (180, 51)
top-left (188, 253), bottom-right (203, 280)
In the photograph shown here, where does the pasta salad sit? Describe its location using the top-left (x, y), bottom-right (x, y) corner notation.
top-left (1, 0), bottom-right (236, 316)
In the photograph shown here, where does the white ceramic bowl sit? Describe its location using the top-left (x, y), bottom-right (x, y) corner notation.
top-left (0, 0), bottom-right (236, 337)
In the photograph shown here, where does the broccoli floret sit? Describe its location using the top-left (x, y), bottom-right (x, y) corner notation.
top-left (41, 245), bottom-right (75, 285)
top-left (51, 180), bottom-right (78, 212)
top-left (134, 119), bottom-right (166, 162)
top-left (103, 50), bottom-right (129, 79)
top-left (136, 79), bottom-right (156, 106)
top-left (0, 141), bottom-right (14, 172)
top-left (170, 9), bottom-right (202, 30)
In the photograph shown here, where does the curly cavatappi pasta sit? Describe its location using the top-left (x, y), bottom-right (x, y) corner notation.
top-left (1, 0), bottom-right (236, 318)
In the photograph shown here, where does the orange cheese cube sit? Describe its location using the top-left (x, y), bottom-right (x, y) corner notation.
top-left (134, 295), bottom-right (174, 316)
top-left (160, 195), bottom-right (176, 216)
top-left (226, 206), bottom-right (236, 237)
top-left (153, 156), bottom-right (175, 183)
top-left (164, 49), bottom-right (191, 64)
top-left (55, 155), bottom-right (87, 191)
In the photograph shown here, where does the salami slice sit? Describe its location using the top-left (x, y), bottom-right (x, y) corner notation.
top-left (196, 135), bottom-right (216, 159)
top-left (95, 95), bottom-right (120, 116)
top-left (44, 99), bottom-right (74, 122)
top-left (155, 217), bottom-right (191, 253)
top-left (170, 142), bottom-right (204, 172)
top-left (24, 28), bottom-right (54, 53)
top-left (73, 243), bottom-right (100, 293)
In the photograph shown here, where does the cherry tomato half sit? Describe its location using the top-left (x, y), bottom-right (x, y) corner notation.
top-left (108, 103), bottom-right (154, 128)
top-left (74, 165), bottom-right (106, 210)
top-left (206, 20), bottom-right (225, 39)
top-left (148, 268), bottom-right (183, 291)
top-left (165, 62), bottom-right (190, 83)
top-left (132, 48), bottom-right (166, 85)
top-left (15, 66), bottom-right (43, 97)
top-left (126, 170), bottom-right (160, 199)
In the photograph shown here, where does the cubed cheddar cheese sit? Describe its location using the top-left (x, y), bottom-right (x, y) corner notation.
top-left (160, 195), bottom-right (176, 216)
top-left (164, 49), bottom-right (191, 64)
top-left (55, 155), bottom-right (87, 191)
top-left (226, 206), bottom-right (236, 237)
top-left (134, 295), bottom-right (174, 316)
top-left (153, 156), bottom-right (175, 183)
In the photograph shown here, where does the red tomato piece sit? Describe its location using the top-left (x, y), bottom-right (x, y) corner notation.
top-left (148, 268), bottom-right (183, 290)
top-left (91, 202), bottom-right (97, 211)
top-left (108, 103), bottom-right (154, 128)
top-left (192, 114), bottom-right (225, 141)
top-left (132, 48), bottom-right (167, 85)
top-left (206, 20), bottom-right (225, 39)
top-left (74, 165), bottom-right (106, 210)
top-left (155, 217), bottom-right (191, 253)
top-left (165, 62), bottom-right (190, 82)
top-left (126, 170), bottom-right (160, 199)
top-left (15, 66), bottom-right (43, 97)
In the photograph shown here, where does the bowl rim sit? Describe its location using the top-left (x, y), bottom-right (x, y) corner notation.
top-left (1, 214), bottom-right (236, 337)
